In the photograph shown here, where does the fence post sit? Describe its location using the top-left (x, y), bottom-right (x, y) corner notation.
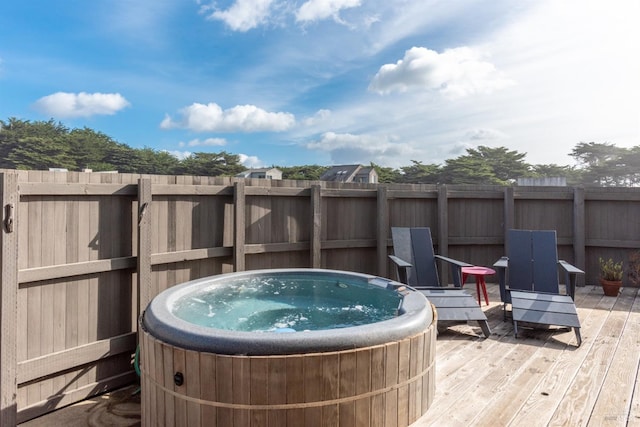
top-left (137, 178), bottom-right (152, 320)
top-left (437, 184), bottom-right (449, 284)
top-left (503, 186), bottom-right (515, 252)
top-left (234, 181), bottom-right (246, 272)
top-left (0, 171), bottom-right (18, 426)
top-left (377, 186), bottom-right (389, 278)
top-left (573, 187), bottom-right (585, 286)
top-left (310, 185), bottom-right (322, 268)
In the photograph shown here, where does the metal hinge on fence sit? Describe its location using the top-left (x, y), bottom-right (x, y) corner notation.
top-left (138, 202), bottom-right (149, 226)
top-left (4, 203), bottom-right (14, 233)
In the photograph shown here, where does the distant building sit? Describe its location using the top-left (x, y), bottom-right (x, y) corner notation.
top-left (319, 165), bottom-right (378, 184)
top-left (516, 177), bottom-right (567, 186)
top-left (236, 168), bottom-right (282, 180)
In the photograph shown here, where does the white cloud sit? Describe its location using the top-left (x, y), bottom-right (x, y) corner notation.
top-left (239, 153), bottom-right (264, 168)
top-left (161, 102), bottom-right (295, 132)
top-left (464, 128), bottom-right (508, 141)
top-left (179, 137), bottom-right (227, 147)
top-left (202, 0), bottom-right (274, 32)
top-left (302, 109), bottom-right (332, 126)
top-left (368, 46), bottom-right (514, 98)
top-left (33, 92), bottom-right (130, 118)
top-left (306, 131), bottom-right (416, 166)
top-left (296, 0), bottom-right (361, 23)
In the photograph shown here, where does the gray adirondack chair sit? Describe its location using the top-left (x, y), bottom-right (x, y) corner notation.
top-left (493, 229), bottom-right (583, 346)
top-left (389, 227), bottom-right (491, 338)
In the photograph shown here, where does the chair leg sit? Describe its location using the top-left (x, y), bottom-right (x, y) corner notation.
top-left (574, 328), bottom-right (582, 347)
top-left (513, 320), bottom-right (519, 338)
top-left (478, 320), bottom-right (491, 338)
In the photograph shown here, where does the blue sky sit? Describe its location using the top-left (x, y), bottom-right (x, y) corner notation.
top-left (1, 0), bottom-right (638, 169)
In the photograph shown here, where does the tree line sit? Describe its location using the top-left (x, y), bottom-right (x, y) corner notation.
top-left (1, 117), bottom-right (638, 186)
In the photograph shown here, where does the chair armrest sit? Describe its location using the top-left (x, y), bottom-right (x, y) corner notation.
top-left (558, 260), bottom-right (584, 299)
top-left (389, 255), bottom-right (412, 269)
top-left (434, 255), bottom-right (472, 287)
top-left (493, 256), bottom-right (508, 269)
top-left (388, 255), bottom-right (412, 284)
top-left (493, 256), bottom-right (509, 303)
top-left (558, 260), bottom-right (584, 275)
top-left (434, 254), bottom-right (473, 268)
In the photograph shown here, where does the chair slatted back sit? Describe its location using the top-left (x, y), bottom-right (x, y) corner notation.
top-left (507, 229), bottom-right (560, 294)
top-left (391, 227), bottom-right (440, 288)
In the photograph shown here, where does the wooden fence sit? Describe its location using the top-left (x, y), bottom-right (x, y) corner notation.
top-left (1, 169), bottom-right (639, 424)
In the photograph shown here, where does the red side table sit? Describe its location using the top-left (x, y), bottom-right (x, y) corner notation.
top-left (461, 266), bottom-right (495, 306)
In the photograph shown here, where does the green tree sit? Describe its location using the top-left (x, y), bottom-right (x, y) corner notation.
top-left (136, 148), bottom-right (181, 175)
top-left (530, 164), bottom-right (583, 186)
top-left (439, 156), bottom-right (501, 184)
top-left (570, 142), bottom-right (640, 186)
top-left (398, 160), bottom-right (441, 184)
top-left (279, 165), bottom-right (329, 180)
top-left (464, 146), bottom-right (530, 182)
top-left (6, 136), bottom-right (75, 170)
top-left (67, 127), bottom-right (121, 171)
top-left (180, 151), bottom-right (245, 176)
top-left (1, 118), bottom-right (73, 169)
top-left (370, 162), bottom-right (401, 183)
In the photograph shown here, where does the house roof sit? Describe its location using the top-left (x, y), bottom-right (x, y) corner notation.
top-left (319, 165), bottom-right (362, 182)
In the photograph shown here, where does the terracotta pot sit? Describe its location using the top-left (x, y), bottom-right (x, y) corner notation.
top-left (600, 278), bottom-right (622, 296)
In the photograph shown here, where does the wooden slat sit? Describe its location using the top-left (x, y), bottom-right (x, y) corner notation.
top-left (370, 346), bottom-right (385, 425)
top-left (384, 341), bottom-right (399, 427)
top-left (18, 256), bottom-right (137, 284)
top-left (338, 351), bottom-right (357, 426)
top-left (355, 348), bottom-right (371, 427)
top-left (303, 354), bottom-right (322, 427)
top-left (18, 182), bottom-right (137, 196)
top-left (322, 239), bottom-right (377, 249)
top-left (320, 189), bottom-right (377, 198)
top-left (244, 186), bottom-right (310, 197)
top-left (268, 357), bottom-right (287, 426)
top-left (199, 352), bottom-right (216, 426)
top-left (151, 184), bottom-right (233, 196)
top-left (150, 247), bottom-right (232, 265)
top-left (172, 347), bottom-right (187, 426)
top-left (586, 238), bottom-right (640, 249)
top-left (17, 332), bottom-right (137, 383)
top-left (386, 190), bottom-right (438, 199)
top-left (244, 242), bottom-right (309, 254)
top-left (515, 191), bottom-right (574, 200)
top-left (322, 353), bottom-right (339, 425)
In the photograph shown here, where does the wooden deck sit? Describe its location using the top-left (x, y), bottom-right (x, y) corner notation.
top-left (413, 283), bottom-right (640, 427)
top-left (20, 283), bottom-right (640, 427)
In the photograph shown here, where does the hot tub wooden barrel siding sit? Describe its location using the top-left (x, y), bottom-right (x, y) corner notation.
top-left (140, 319), bottom-right (436, 427)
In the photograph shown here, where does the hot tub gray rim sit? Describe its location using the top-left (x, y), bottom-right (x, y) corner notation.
top-left (142, 268), bottom-right (432, 356)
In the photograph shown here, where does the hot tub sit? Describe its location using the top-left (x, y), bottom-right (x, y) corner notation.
top-left (140, 268), bottom-right (437, 426)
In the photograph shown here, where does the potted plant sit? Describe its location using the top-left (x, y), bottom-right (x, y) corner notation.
top-left (628, 250), bottom-right (640, 287)
top-left (599, 257), bottom-right (623, 296)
